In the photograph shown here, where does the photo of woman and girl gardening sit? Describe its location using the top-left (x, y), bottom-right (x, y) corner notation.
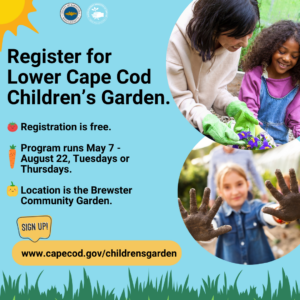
top-left (166, 0), bottom-right (300, 149)
top-left (169, 0), bottom-right (300, 266)
top-left (178, 139), bottom-right (300, 265)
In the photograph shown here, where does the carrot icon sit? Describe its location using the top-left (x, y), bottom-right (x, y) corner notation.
top-left (9, 145), bottom-right (16, 169)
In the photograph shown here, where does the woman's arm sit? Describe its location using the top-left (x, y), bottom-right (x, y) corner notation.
top-left (212, 63), bottom-right (259, 136)
top-left (167, 60), bottom-right (245, 145)
top-left (167, 60), bottom-right (211, 132)
top-left (166, 27), bottom-right (211, 132)
top-left (212, 56), bottom-right (241, 116)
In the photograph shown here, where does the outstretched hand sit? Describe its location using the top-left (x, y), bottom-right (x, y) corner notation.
top-left (202, 114), bottom-right (246, 146)
top-left (263, 169), bottom-right (300, 222)
top-left (178, 188), bottom-right (232, 241)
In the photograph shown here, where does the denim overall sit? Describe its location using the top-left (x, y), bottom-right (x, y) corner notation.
top-left (258, 76), bottom-right (299, 144)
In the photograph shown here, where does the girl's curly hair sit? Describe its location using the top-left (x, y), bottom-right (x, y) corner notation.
top-left (242, 20), bottom-right (300, 84)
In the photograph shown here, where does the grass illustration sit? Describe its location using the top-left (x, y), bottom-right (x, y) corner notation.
top-left (0, 269), bottom-right (298, 299)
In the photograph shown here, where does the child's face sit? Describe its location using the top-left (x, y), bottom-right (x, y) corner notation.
top-left (269, 37), bottom-right (300, 78)
top-left (217, 171), bottom-right (249, 211)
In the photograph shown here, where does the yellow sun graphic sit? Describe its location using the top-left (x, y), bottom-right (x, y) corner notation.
top-left (0, 0), bottom-right (38, 51)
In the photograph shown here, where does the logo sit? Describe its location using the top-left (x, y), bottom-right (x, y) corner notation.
top-left (87, 3), bottom-right (108, 24)
top-left (60, 3), bottom-right (82, 24)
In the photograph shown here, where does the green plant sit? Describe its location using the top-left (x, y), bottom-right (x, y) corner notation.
top-left (178, 161), bottom-right (208, 211)
top-left (0, 268), bottom-right (298, 299)
top-left (250, 169), bottom-right (277, 200)
top-left (178, 146), bottom-right (219, 211)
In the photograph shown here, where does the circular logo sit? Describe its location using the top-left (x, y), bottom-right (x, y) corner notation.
top-left (87, 3), bottom-right (108, 24)
top-left (60, 3), bottom-right (82, 24)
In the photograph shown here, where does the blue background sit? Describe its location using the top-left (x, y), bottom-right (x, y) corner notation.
top-left (0, 0), bottom-right (299, 296)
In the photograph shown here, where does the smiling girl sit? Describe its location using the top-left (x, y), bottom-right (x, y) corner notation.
top-left (178, 164), bottom-right (300, 265)
top-left (239, 20), bottom-right (300, 145)
top-left (212, 163), bottom-right (282, 264)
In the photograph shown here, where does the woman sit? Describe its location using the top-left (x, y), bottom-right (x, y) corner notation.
top-left (166, 0), bottom-right (260, 145)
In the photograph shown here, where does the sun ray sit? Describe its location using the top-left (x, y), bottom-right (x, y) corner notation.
top-left (0, 0), bottom-right (38, 51)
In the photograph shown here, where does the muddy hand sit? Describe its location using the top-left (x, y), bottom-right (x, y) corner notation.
top-left (263, 169), bottom-right (300, 222)
top-left (178, 188), bottom-right (232, 241)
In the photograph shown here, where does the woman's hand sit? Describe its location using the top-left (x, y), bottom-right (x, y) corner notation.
top-left (178, 188), bottom-right (232, 241)
top-left (226, 101), bottom-right (258, 136)
top-left (263, 169), bottom-right (300, 222)
top-left (202, 114), bottom-right (246, 145)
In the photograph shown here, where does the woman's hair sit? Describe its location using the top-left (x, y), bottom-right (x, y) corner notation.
top-left (216, 163), bottom-right (247, 190)
top-left (186, 0), bottom-right (260, 62)
top-left (242, 20), bottom-right (300, 84)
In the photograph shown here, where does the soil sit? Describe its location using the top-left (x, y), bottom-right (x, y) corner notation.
top-left (199, 221), bottom-right (300, 261)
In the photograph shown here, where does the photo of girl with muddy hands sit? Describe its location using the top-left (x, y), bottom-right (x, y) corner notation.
top-left (178, 139), bottom-right (300, 264)
top-left (167, 0), bottom-right (300, 149)
top-left (178, 166), bottom-right (300, 265)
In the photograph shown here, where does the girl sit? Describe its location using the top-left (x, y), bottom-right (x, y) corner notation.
top-left (178, 164), bottom-right (300, 265)
top-left (213, 163), bottom-right (280, 264)
top-left (239, 20), bottom-right (300, 145)
top-left (166, 0), bottom-right (259, 145)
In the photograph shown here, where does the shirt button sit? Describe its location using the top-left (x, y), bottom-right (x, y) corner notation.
top-left (244, 262), bottom-right (247, 265)
top-left (253, 222), bottom-right (257, 226)
top-left (241, 242), bottom-right (245, 246)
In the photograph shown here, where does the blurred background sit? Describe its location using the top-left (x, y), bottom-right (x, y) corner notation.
top-left (260, 0), bottom-right (300, 25)
top-left (178, 139), bottom-right (300, 260)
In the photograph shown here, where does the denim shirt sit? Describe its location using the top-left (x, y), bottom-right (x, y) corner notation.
top-left (214, 200), bottom-right (275, 265)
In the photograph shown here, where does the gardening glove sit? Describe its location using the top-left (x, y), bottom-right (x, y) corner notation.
top-left (226, 101), bottom-right (259, 136)
top-left (178, 188), bottom-right (232, 241)
top-left (202, 114), bottom-right (246, 146)
top-left (255, 125), bottom-right (264, 136)
top-left (263, 169), bottom-right (300, 222)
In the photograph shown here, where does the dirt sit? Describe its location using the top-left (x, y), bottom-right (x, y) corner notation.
top-left (199, 221), bottom-right (300, 261)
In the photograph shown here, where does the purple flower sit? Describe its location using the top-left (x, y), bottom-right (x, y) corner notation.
top-left (259, 140), bottom-right (271, 150)
top-left (260, 133), bottom-right (271, 142)
top-left (238, 131), bottom-right (252, 140)
top-left (247, 137), bottom-right (260, 148)
top-left (232, 145), bottom-right (239, 149)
